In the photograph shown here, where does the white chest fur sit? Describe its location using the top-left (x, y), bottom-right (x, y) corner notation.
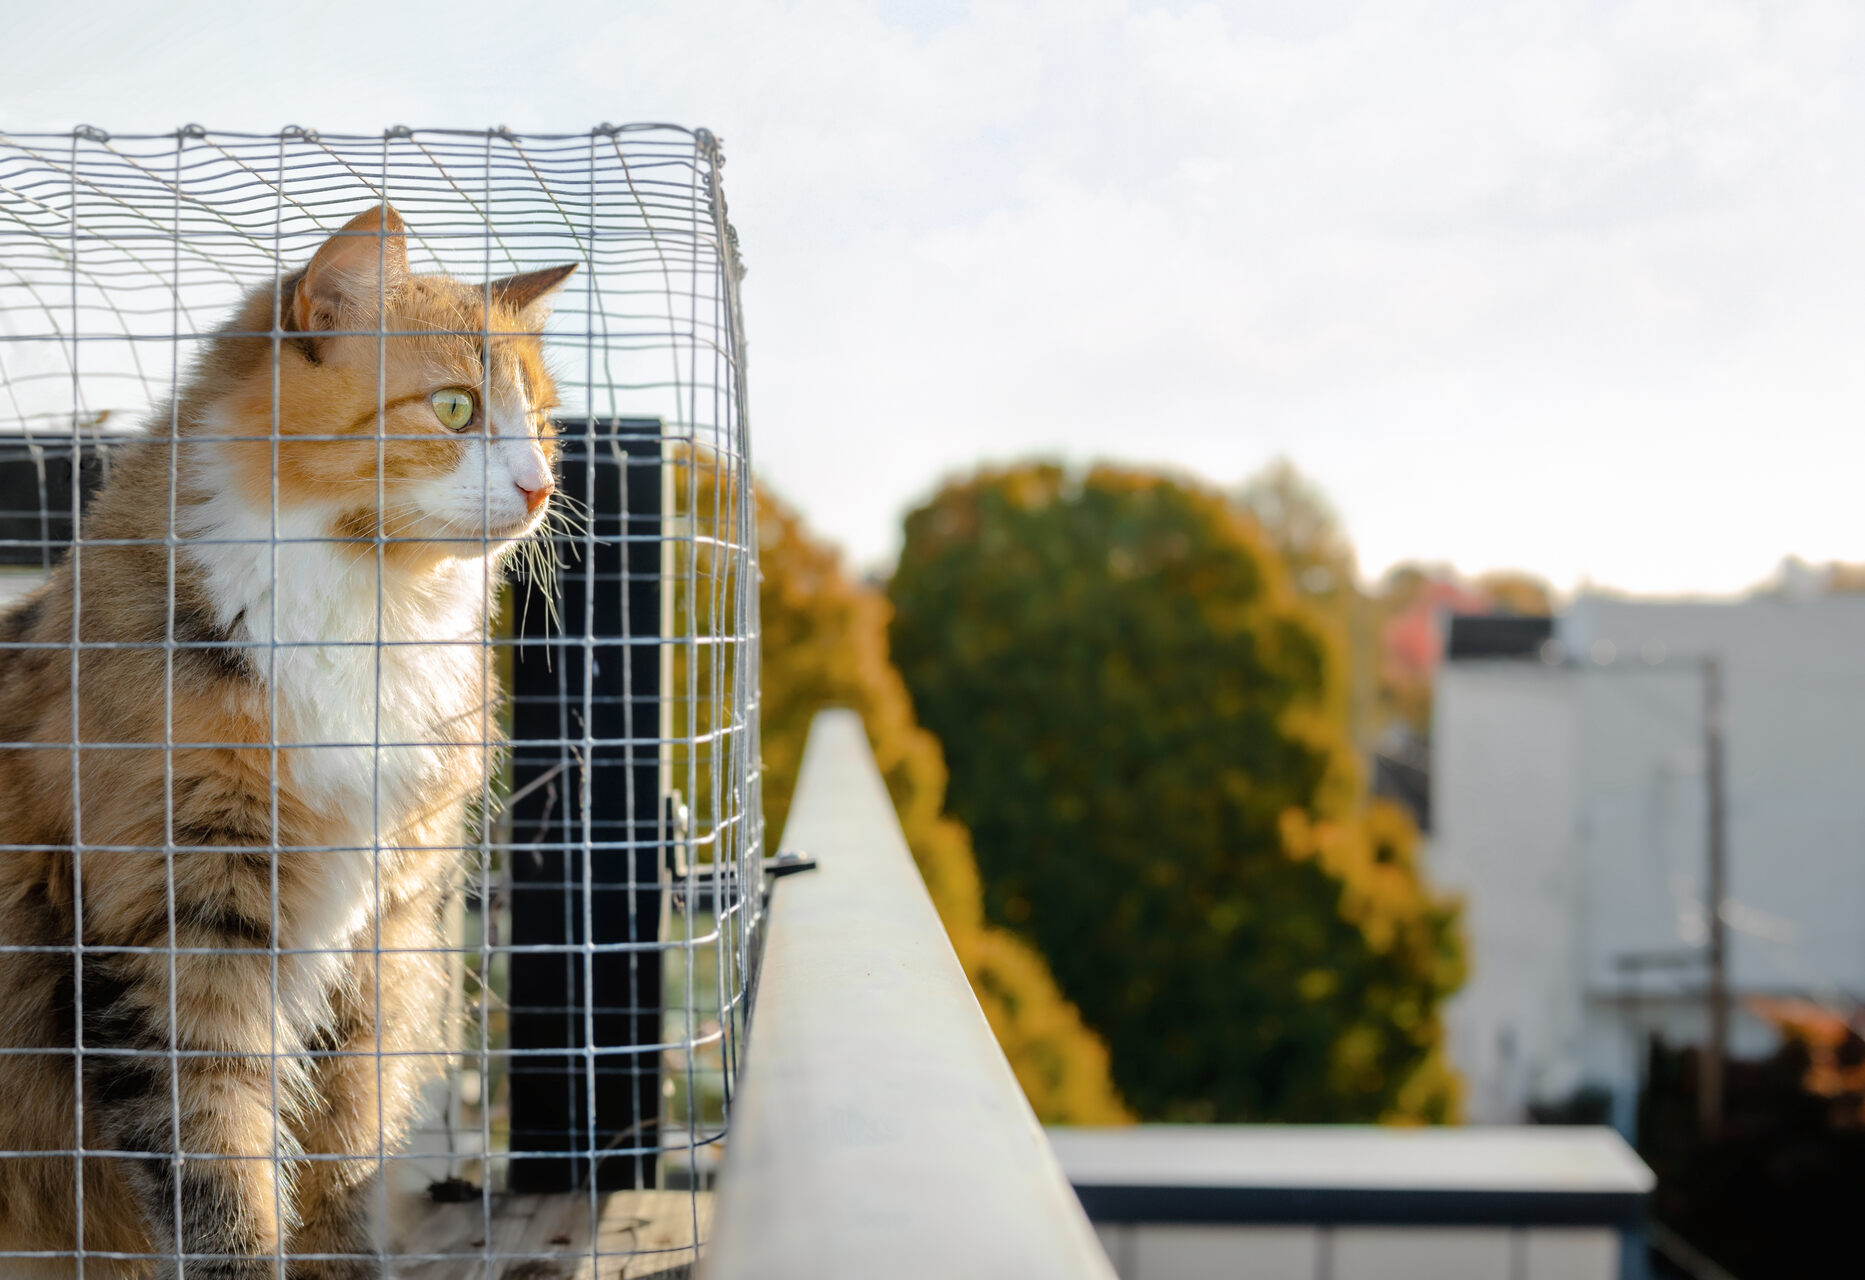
top-left (184, 494), bottom-right (492, 820)
top-left (179, 471), bottom-right (496, 977)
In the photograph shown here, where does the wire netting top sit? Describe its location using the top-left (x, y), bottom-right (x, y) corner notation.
top-left (0, 125), bottom-right (747, 451)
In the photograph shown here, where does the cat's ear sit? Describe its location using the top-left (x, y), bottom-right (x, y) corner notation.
top-left (487, 263), bottom-right (578, 329)
top-left (291, 204), bottom-right (410, 336)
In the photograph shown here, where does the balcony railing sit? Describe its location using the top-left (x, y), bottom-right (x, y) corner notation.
top-left (703, 708), bottom-right (1118, 1280)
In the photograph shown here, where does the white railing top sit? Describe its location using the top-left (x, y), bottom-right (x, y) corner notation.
top-left (704, 709), bottom-right (1116, 1280)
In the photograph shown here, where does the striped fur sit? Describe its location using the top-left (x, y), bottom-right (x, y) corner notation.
top-left (0, 206), bottom-right (572, 1278)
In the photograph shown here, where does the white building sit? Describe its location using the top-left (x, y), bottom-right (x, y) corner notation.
top-left (1432, 592), bottom-right (1865, 1127)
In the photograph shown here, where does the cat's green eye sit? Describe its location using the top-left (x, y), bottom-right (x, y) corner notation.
top-left (431, 388), bottom-right (475, 431)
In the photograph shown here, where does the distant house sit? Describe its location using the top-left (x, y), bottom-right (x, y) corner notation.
top-left (1432, 593), bottom-right (1865, 1128)
top-left (1380, 576), bottom-right (1494, 690)
top-left (1371, 578), bottom-right (1536, 834)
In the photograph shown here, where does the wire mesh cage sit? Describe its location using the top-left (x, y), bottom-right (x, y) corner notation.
top-left (0, 125), bottom-right (761, 1277)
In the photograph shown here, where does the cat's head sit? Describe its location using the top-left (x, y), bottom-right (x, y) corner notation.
top-left (202, 204), bottom-right (576, 564)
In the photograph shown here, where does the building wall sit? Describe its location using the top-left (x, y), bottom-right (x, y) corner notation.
top-left (1566, 596), bottom-right (1865, 1001)
top-left (1434, 594), bottom-right (1865, 1124)
top-left (1435, 662), bottom-right (1584, 1123)
top-left (1091, 1224), bottom-right (1621, 1280)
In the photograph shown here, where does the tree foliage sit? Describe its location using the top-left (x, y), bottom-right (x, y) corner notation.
top-left (1473, 570), bottom-right (1554, 617)
top-left (1236, 458), bottom-right (1359, 611)
top-left (887, 462), bottom-right (1464, 1122)
top-left (756, 485), bottom-right (1130, 1124)
top-left (1236, 459), bottom-right (1376, 750)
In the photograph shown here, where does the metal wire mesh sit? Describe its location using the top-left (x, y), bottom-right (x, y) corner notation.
top-left (0, 125), bottom-right (761, 1276)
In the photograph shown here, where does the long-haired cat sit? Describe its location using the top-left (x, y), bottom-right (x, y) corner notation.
top-left (0, 204), bottom-right (574, 1278)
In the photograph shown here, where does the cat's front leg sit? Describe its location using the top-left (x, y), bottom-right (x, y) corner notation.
top-left (285, 1002), bottom-right (381, 1280)
top-left (82, 935), bottom-right (302, 1279)
top-left (285, 1147), bottom-right (378, 1280)
top-left (287, 892), bottom-right (451, 1280)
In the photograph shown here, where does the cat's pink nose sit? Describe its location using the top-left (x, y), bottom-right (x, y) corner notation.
top-left (517, 478), bottom-right (553, 515)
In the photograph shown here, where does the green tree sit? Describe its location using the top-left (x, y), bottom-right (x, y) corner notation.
top-left (887, 462), bottom-right (1464, 1122)
top-left (756, 486), bottom-right (1130, 1124)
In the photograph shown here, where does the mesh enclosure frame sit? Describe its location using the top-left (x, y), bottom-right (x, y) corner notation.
top-left (0, 124), bottom-right (762, 1276)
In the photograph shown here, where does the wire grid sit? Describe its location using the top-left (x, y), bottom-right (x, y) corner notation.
top-left (0, 125), bottom-right (762, 1275)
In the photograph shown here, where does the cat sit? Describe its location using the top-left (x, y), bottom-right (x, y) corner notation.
top-left (0, 204), bottom-right (574, 1278)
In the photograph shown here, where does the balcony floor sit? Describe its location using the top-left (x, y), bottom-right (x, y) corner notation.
top-left (393, 1189), bottom-right (711, 1278)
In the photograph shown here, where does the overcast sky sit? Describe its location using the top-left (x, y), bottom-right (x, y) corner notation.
top-left (6, 0), bottom-right (1861, 594)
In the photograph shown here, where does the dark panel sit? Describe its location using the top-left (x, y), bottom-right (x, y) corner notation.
top-left (0, 431), bottom-right (116, 567)
top-left (1071, 1183), bottom-right (1647, 1229)
top-left (506, 418), bottom-right (665, 1192)
top-left (1446, 614), bottom-right (1555, 661)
